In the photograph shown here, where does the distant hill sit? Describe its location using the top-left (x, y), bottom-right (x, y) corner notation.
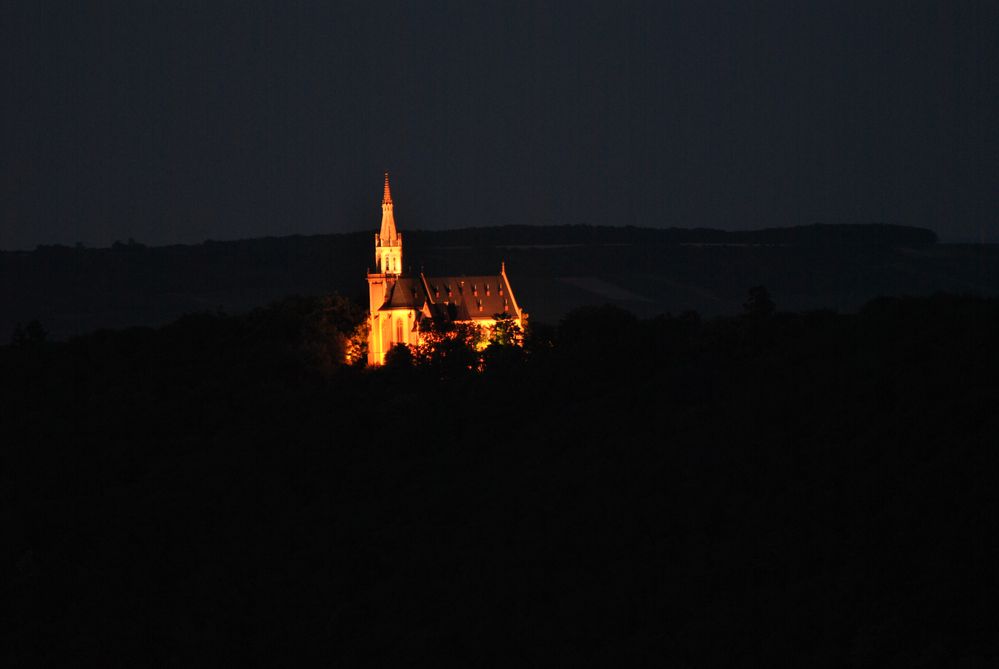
top-left (4, 223), bottom-right (997, 341)
top-left (407, 222), bottom-right (939, 247)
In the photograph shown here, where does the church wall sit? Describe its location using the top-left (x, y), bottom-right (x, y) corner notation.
top-left (366, 276), bottom-right (387, 365)
top-left (369, 308), bottom-right (419, 365)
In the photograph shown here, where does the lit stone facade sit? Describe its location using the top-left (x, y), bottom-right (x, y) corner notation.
top-left (366, 173), bottom-right (527, 366)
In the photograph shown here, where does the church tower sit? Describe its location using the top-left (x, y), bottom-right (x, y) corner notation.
top-left (366, 172), bottom-right (406, 365)
top-left (374, 172), bottom-right (402, 275)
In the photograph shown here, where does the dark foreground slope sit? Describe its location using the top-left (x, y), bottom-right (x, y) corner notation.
top-left (8, 223), bottom-right (997, 341)
top-left (3, 294), bottom-right (998, 665)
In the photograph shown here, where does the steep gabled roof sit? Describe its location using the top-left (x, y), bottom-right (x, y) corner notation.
top-left (375, 268), bottom-right (525, 323)
top-left (378, 277), bottom-right (428, 310)
top-left (422, 274), bottom-right (520, 320)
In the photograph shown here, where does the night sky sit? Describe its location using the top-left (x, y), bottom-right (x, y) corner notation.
top-left (1, 1), bottom-right (996, 250)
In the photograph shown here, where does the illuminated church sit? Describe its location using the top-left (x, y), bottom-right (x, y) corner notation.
top-left (366, 173), bottom-right (527, 365)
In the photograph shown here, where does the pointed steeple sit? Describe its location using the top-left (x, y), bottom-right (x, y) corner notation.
top-left (375, 171), bottom-right (402, 275)
top-left (382, 171), bottom-right (393, 205)
top-left (379, 171), bottom-right (397, 242)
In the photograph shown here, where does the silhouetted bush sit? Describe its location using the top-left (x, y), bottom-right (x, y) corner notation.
top-left (383, 342), bottom-right (415, 370)
top-left (743, 285), bottom-right (776, 318)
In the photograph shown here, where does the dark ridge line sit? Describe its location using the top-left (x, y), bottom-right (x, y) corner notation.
top-left (14, 222), bottom-right (937, 254)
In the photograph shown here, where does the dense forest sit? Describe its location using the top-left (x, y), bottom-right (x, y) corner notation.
top-left (3, 292), bottom-right (998, 665)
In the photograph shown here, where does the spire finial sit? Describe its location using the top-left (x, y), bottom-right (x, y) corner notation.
top-left (382, 171), bottom-right (392, 205)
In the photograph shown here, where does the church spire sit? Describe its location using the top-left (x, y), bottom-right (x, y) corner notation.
top-left (382, 171), bottom-right (393, 205)
top-left (379, 171), bottom-right (397, 242)
top-left (375, 172), bottom-right (402, 275)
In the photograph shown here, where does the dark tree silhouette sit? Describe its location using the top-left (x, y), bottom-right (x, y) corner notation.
top-left (383, 342), bottom-right (415, 370)
top-left (11, 320), bottom-right (47, 347)
top-left (415, 318), bottom-right (483, 377)
top-left (299, 294), bottom-right (367, 374)
top-left (488, 312), bottom-right (523, 347)
top-left (743, 285), bottom-right (776, 318)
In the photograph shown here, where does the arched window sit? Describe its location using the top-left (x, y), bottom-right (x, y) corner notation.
top-left (396, 319), bottom-right (403, 343)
